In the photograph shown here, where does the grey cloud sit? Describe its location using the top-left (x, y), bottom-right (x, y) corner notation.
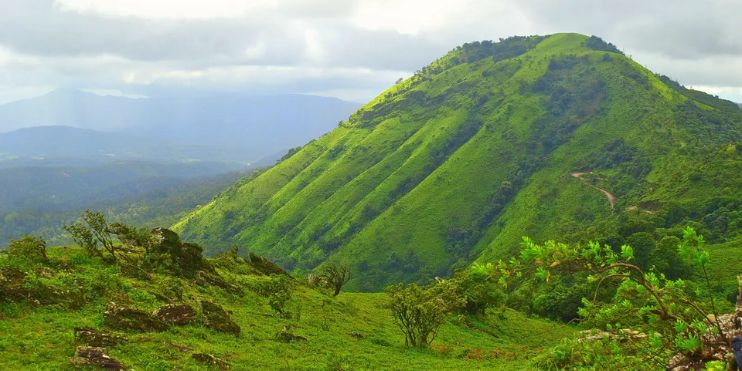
top-left (1, 0), bottom-right (276, 62)
top-left (0, 0), bottom-right (740, 103)
top-left (519, 0), bottom-right (742, 59)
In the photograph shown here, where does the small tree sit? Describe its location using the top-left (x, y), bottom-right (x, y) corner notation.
top-left (64, 210), bottom-right (118, 261)
top-left (318, 263), bottom-right (351, 296)
top-left (386, 283), bottom-right (446, 348)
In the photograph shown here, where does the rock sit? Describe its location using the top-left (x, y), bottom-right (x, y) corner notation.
top-left (70, 346), bottom-right (125, 370)
top-left (201, 301), bottom-right (240, 336)
top-left (667, 276), bottom-right (742, 370)
top-left (578, 328), bottom-right (646, 342)
top-left (103, 302), bottom-right (168, 332)
top-left (349, 331), bottom-right (365, 339)
top-left (247, 253), bottom-right (288, 276)
top-left (153, 303), bottom-right (196, 326)
top-left (195, 271), bottom-right (243, 295)
top-left (35, 266), bottom-right (54, 278)
top-left (275, 326), bottom-right (307, 343)
top-left (0, 266), bottom-right (27, 301)
top-left (74, 327), bottom-right (127, 347)
top-left (192, 353), bottom-right (230, 370)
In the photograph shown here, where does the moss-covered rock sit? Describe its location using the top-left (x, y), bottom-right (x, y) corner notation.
top-left (275, 326), bottom-right (307, 343)
top-left (70, 346), bottom-right (125, 370)
top-left (103, 302), bottom-right (168, 332)
top-left (201, 301), bottom-right (240, 336)
top-left (153, 303), bottom-right (196, 326)
top-left (74, 327), bottom-right (128, 347)
top-left (192, 352), bottom-right (230, 370)
top-left (0, 266), bottom-right (27, 302)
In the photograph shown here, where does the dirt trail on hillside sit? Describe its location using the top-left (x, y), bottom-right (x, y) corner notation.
top-left (570, 172), bottom-right (616, 209)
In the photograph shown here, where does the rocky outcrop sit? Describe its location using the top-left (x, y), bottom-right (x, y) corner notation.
top-left (103, 302), bottom-right (168, 332)
top-left (668, 276), bottom-right (742, 370)
top-left (70, 346), bottom-right (125, 370)
top-left (74, 327), bottom-right (127, 347)
top-left (275, 326), bottom-right (307, 343)
top-left (248, 253), bottom-right (288, 276)
top-left (0, 267), bottom-right (27, 301)
top-left (201, 301), bottom-right (240, 336)
top-left (195, 270), bottom-right (243, 295)
top-left (153, 303), bottom-right (196, 326)
top-left (192, 353), bottom-right (230, 370)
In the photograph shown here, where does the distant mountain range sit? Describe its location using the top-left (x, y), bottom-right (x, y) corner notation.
top-left (0, 89), bottom-right (358, 163)
top-left (0, 126), bottom-right (251, 166)
top-left (0, 89), bottom-right (358, 241)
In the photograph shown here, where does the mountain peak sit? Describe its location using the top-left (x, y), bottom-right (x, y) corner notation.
top-left (175, 35), bottom-right (742, 290)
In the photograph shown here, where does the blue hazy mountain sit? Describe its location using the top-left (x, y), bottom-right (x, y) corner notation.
top-left (0, 89), bottom-right (359, 163)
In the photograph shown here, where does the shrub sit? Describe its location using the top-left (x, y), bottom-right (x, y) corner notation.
top-left (516, 228), bottom-right (731, 367)
top-left (385, 283), bottom-right (447, 348)
top-left (5, 235), bottom-right (47, 267)
top-left (64, 210), bottom-right (119, 262)
top-left (316, 263), bottom-right (351, 296)
top-left (436, 263), bottom-right (505, 315)
top-left (257, 276), bottom-right (293, 317)
top-left (145, 228), bottom-right (209, 278)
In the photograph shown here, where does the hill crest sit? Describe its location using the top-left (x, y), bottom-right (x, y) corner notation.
top-left (174, 33), bottom-right (742, 290)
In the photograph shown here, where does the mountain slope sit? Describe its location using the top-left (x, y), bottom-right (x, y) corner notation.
top-left (0, 245), bottom-right (572, 369)
top-left (174, 33), bottom-right (742, 290)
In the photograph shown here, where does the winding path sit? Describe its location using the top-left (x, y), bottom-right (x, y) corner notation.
top-left (570, 172), bottom-right (616, 209)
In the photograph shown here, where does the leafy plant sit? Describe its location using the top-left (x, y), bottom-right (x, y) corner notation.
top-left (4, 235), bottom-right (48, 267)
top-left (258, 276), bottom-right (294, 317)
top-left (317, 263), bottom-right (351, 296)
top-left (64, 210), bottom-right (120, 262)
top-left (515, 227), bottom-right (730, 367)
top-left (385, 283), bottom-right (447, 348)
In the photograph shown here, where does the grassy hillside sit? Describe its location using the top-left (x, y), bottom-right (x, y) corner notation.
top-left (0, 245), bottom-right (572, 370)
top-left (174, 33), bottom-right (742, 290)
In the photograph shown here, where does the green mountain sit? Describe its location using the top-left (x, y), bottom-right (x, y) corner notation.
top-left (174, 33), bottom-right (742, 290)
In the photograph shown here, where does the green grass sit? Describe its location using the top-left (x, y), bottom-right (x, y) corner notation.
top-left (0, 247), bottom-right (574, 370)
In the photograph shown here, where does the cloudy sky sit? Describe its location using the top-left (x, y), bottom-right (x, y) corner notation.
top-left (1, 0), bottom-right (741, 104)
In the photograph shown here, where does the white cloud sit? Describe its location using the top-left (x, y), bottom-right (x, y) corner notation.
top-left (53, 0), bottom-right (270, 19)
top-left (691, 86), bottom-right (742, 103)
top-left (0, 0), bottom-right (739, 104)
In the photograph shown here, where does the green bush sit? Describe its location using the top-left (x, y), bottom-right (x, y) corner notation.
top-left (5, 235), bottom-right (47, 268)
top-left (432, 263), bottom-right (505, 316)
top-left (257, 276), bottom-right (294, 317)
top-left (316, 263), bottom-right (351, 296)
top-left (385, 283), bottom-right (447, 348)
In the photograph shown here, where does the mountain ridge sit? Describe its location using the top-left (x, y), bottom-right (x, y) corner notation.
top-left (174, 33), bottom-right (742, 290)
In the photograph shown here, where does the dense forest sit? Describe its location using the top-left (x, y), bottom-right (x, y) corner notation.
top-left (0, 165), bottom-right (248, 245)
